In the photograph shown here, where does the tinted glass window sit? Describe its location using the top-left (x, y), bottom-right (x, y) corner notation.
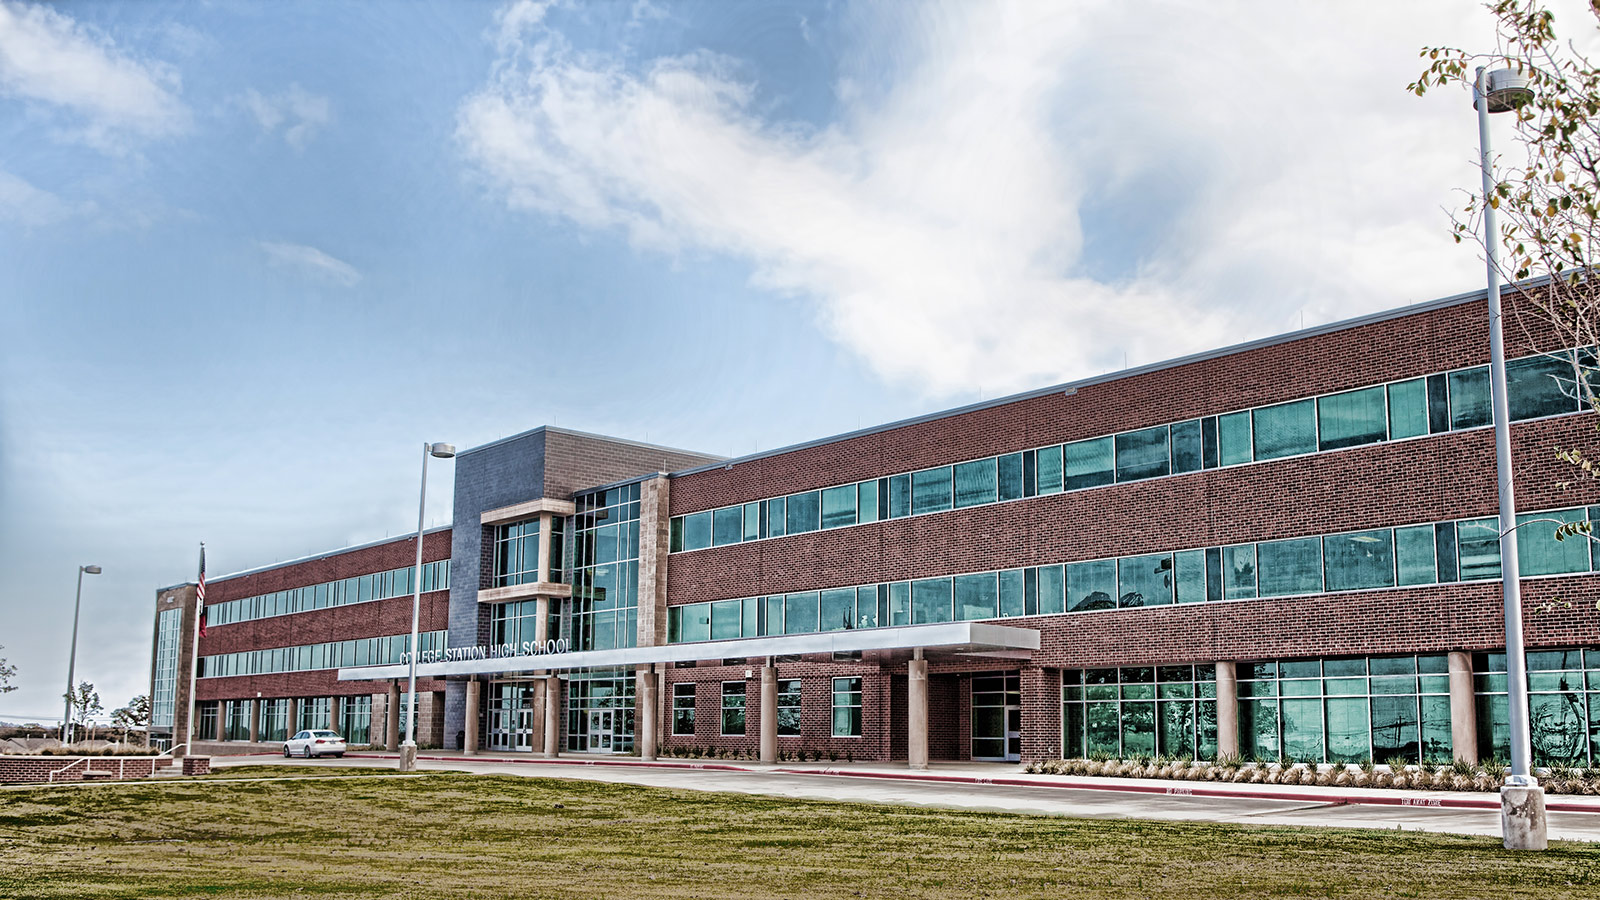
top-left (1456, 516), bottom-right (1501, 580)
top-left (1067, 559), bottom-right (1116, 611)
top-left (743, 503), bottom-right (761, 541)
top-left (1322, 530), bottom-right (1396, 592)
top-left (910, 467), bottom-right (952, 514)
top-left (1063, 437), bottom-right (1115, 491)
top-left (1117, 553), bottom-right (1173, 607)
top-left (1218, 411), bottom-right (1253, 465)
top-left (1449, 367), bottom-right (1492, 429)
top-left (1172, 549), bottom-right (1207, 604)
top-left (1508, 353), bottom-right (1580, 420)
top-left (683, 512), bottom-right (712, 552)
top-left (1517, 508), bottom-right (1589, 576)
top-left (1170, 419), bottom-right (1203, 473)
top-left (820, 485), bottom-right (856, 529)
top-left (856, 482), bottom-right (879, 524)
top-left (819, 588), bottom-right (855, 632)
top-left (712, 507), bottom-right (743, 547)
top-left (1395, 525), bottom-right (1437, 586)
top-left (783, 592), bottom-right (819, 634)
top-left (1115, 426), bottom-right (1170, 482)
top-left (1434, 522), bottom-right (1460, 582)
top-left (1037, 564), bottom-right (1064, 614)
top-left (766, 498), bottom-right (786, 537)
top-left (786, 491), bottom-right (821, 534)
top-left (1317, 386), bottom-right (1387, 451)
top-left (997, 453), bottom-right (1025, 501)
top-left (953, 459), bottom-right (998, 508)
top-left (1035, 445), bottom-right (1063, 494)
top-left (1253, 399), bottom-right (1317, 460)
top-left (912, 577), bottom-right (953, 624)
top-left (887, 475), bottom-right (911, 518)
top-left (954, 573), bottom-right (999, 620)
top-left (1426, 373), bottom-right (1452, 433)
top-left (998, 569), bottom-right (1025, 617)
top-left (1257, 537), bottom-right (1322, 596)
top-left (1224, 545), bottom-right (1257, 599)
top-left (1387, 378), bottom-right (1429, 440)
top-left (710, 599), bottom-right (742, 639)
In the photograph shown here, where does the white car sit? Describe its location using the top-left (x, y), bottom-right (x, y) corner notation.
top-left (284, 729), bottom-right (346, 759)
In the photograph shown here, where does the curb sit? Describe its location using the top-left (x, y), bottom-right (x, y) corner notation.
top-left (328, 752), bottom-right (1600, 814)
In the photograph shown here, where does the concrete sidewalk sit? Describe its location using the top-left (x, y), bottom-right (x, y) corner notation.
top-left (325, 750), bottom-right (1600, 815)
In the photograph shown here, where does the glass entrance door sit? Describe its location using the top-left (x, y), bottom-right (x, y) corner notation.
top-left (515, 709), bottom-right (535, 751)
top-left (972, 673), bottom-right (1022, 762)
top-left (587, 709), bottom-right (614, 752)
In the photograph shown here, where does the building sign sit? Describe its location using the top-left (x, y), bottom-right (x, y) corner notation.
top-left (401, 638), bottom-right (570, 666)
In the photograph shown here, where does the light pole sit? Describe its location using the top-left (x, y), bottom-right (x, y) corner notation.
top-left (1473, 64), bottom-right (1547, 850)
top-left (61, 564), bottom-right (102, 744)
top-left (400, 442), bottom-right (454, 772)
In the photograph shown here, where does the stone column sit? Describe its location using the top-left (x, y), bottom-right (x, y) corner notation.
top-left (464, 680), bottom-right (481, 756)
top-left (1449, 650), bottom-right (1479, 765)
top-left (386, 682), bottom-right (401, 751)
top-left (543, 674), bottom-right (561, 757)
top-left (1215, 661), bottom-right (1239, 759)
top-left (531, 679), bottom-right (547, 752)
top-left (287, 697), bottom-right (301, 737)
top-left (537, 513), bottom-right (555, 583)
top-left (249, 698), bottom-right (261, 744)
top-left (637, 665), bottom-right (658, 760)
top-left (636, 476), bottom-right (671, 649)
top-left (214, 702), bottom-right (226, 741)
top-left (759, 661), bottom-right (778, 764)
top-left (908, 656), bottom-right (929, 770)
top-left (330, 696), bottom-right (344, 737)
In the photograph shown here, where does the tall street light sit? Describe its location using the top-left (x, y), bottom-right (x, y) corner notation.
top-left (1473, 64), bottom-right (1547, 850)
top-left (400, 442), bottom-right (454, 772)
top-left (62, 564), bottom-right (102, 744)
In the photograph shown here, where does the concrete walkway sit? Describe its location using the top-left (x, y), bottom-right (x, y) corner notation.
top-left (204, 751), bottom-right (1600, 843)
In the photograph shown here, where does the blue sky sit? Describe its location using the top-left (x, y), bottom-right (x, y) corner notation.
top-left (0, 0), bottom-right (1550, 721)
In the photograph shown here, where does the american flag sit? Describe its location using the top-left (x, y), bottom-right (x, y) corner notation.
top-left (197, 544), bottom-right (208, 638)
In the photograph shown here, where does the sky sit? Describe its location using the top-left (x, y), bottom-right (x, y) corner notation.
top-left (0, 0), bottom-right (1573, 724)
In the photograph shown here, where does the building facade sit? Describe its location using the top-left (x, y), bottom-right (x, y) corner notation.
top-left (153, 287), bottom-right (1600, 768)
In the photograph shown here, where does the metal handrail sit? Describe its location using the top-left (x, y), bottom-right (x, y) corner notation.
top-left (46, 757), bottom-right (89, 783)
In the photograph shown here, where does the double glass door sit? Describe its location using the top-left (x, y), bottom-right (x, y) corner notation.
top-left (587, 710), bottom-right (615, 752)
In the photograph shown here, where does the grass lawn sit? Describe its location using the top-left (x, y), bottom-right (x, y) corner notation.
top-left (2, 768), bottom-right (1599, 899)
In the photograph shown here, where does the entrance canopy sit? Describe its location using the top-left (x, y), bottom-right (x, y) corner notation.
top-left (337, 621), bottom-right (1039, 682)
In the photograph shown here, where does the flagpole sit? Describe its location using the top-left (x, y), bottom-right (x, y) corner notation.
top-left (185, 543), bottom-right (204, 755)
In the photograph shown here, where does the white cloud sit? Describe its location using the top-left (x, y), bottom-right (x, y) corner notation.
top-left (241, 85), bottom-right (332, 151)
top-left (456, 1), bottom-right (1573, 397)
top-left (0, 1), bottom-right (188, 150)
top-left (0, 168), bottom-right (74, 226)
top-left (258, 241), bottom-right (361, 287)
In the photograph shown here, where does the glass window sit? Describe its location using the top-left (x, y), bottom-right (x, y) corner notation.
top-left (1426, 373), bottom-right (1452, 433)
top-left (954, 573), bottom-right (999, 620)
top-left (721, 682), bottom-right (746, 736)
top-left (832, 677), bottom-right (863, 737)
top-left (911, 467), bottom-right (953, 514)
top-left (1457, 516), bottom-right (1502, 580)
top-left (710, 599), bottom-right (742, 640)
top-left (1173, 549), bottom-right (1207, 604)
top-left (1323, 529), bottom-right (1396, 592)
top-left (1318, 386), bottom-right (1387, 451)
top-left (820, 485), bottom-right (857, 530)
top-left (743, 503), bottom-right (761, 542)
top-left (1117, 554), bottom-right (1173, 607)
top-left (783, 592), bottom-right (819, 634)
top-left (672, 683), bottom-right (696, 735)
top-left (1218, 411), bottom-right (1253, 466)
top-left (786, 492), bottom-right (821, 534)
top-left (1257, 537), bottom-right (1323, 597)
top-left (1435, 522), bottom-right (1460, 582)
top-left (953, 459), bottom-right (999, 508)
top-left (1449, 367), bottom-right (1492, 429)
top-left (1067, 559), bottom-right (1116, 612)
top-left (1253, 399), bottom-right (1317, 460)
top-left (819, 588), bottom-right (855, 632)
top-left (1063, 438), bottom-right (1115, 491)
top-left (1224, 545), bottom-right (1257, 600)
top-left (998, 569), bottom-right (1025, 617)
top-left (680, 604), bottom-right (710, 643)
top-left (1386, 378), bottom-right (1428, 440)
top-left (1170, 419), bottom-right (1203, 474)
top-left (1035, 445), bottom-right (1063, 495)
top-left (857, 482), bottom-right (879, 524)
top-left (912, 577), bottom-right (953, 624)
top-left (683, 512), bottom-right (712, 552)
top-left (712, 507), bottom-right (743, 547)
top-left (887, 475), bottom-right (911, 518)
top-left (766, 497), bottom-right (787, 537)
top-left (856, 585), bottom-right (878, 629)
top-left (1201, 416), bottom-right (1220, 469)
top-left (1037, 564), bottom-right (1064, 614)
top-left (997, 453), bottom-right (1025, 501)
top-left (1395, 525), bottom-right (1438, 586)
top-left (777, 679), bottom-right (802, 736)
top-left (1115, 426), bottom-right (1170, 482)
top-left (1508, 352), bottom-right (1580, 420)
top-left (1517, 508), bottom-right (1590, 576)
top-left (888, 581), bottom-right (911, 626)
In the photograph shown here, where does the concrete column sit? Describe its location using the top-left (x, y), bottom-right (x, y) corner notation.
top-left (330, 696), bottom-right (343, 736)
top-left (386, 682), bottom-right (401, 751)
top-left (464, 680), bottom-right (481, 755)
top-left (543, 674), bottom-right (561, 757)
top-left (531, 679), bottom-right (547, 751)
top-left (214, 702), bottom-right (226, 741)
top-left (635, 476), bottom-right (671, 649)
top-left (637, 665), bottom-right (658, 760)
top-left (1215, 661), bottom-right (1239, 759)
top-left (908, 656), bottom-right (929, 771)
top-left (1502, 785), bottom-right (1549, 850)
top-left (286, 697), bottom-right (300, 737)
top-left (1449, 650), bottom-right (1479, 765)
top-left (537, 513), bottom-right (555, 583)
top-left (248, 698), bottom-right (261, 744)
top-left (535, 597), bottom-right (550, 644)
top-left (759, 661), bottom-right (778, 764)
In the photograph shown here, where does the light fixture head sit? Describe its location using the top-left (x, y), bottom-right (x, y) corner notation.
top-left (82, 565), bottom-right (102, 575)
top-left (429, 442), bottom-right (456, 459)
top-left (1476, 67), bottom-right (1534, 114)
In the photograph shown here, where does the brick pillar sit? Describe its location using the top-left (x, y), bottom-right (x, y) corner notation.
top-left (759, 661), bottom-right (777, 764)
top-left (1449, 650), bottom-right (1478, 765)
top-left (908, 657), bottom-right (929, 770)
top-left (1215, 661), bottom-right (1239, 759)
top-left (544, 674), bottom-right (561, 757)
top-left (464, 680), bottom-right (481, 755)
top-left (637, 665), bottom-right (657, 760)
top-left (1019, 666), bottom-right (1060, 762)
top-left (249, 699), bottom-right (261, 743)
top-left (386, 682), bottom-right (401, 751)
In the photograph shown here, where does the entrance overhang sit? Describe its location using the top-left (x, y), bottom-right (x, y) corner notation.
top-left (336, 621), bottom-right (1039, 682)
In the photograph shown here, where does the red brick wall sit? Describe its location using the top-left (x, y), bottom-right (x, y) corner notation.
top-left (659, 661), bottom-right (889, 760)
top-left (0, 757), bottom-right (159, 783)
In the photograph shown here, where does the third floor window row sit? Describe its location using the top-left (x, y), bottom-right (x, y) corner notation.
top-left (205, 559), bottom-right (451, 628)
top-left (669, 348), bottom-right (1596, 554)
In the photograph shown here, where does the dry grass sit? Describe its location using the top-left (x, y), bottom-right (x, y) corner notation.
top-left (1, 769), bottom-right (1599, 899)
